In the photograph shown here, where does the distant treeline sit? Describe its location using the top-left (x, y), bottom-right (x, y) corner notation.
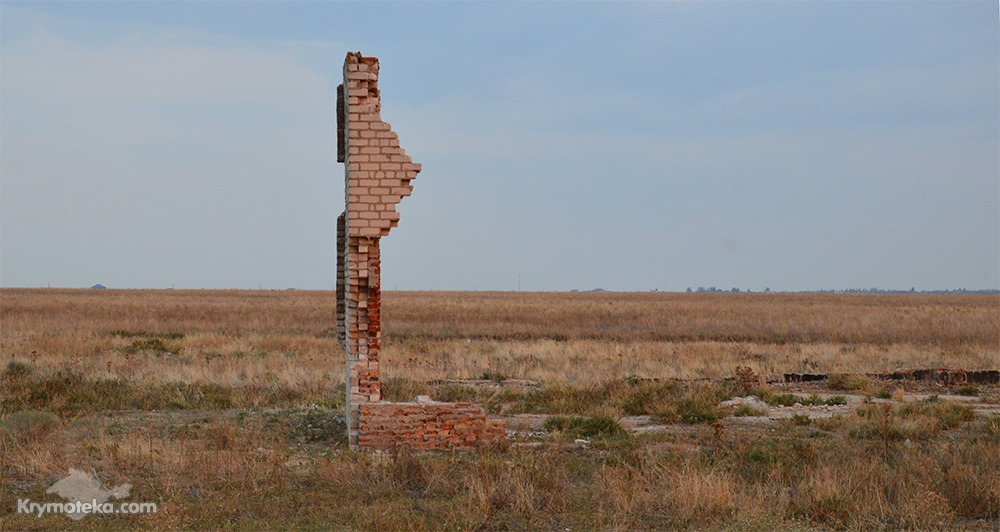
top-left (685, 286), bottom-right (999, 295)
top-left (815, 288), bottom-right (999, 295)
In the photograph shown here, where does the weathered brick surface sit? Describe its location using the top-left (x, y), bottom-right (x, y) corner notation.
top-left (335, 52), bottom-right (504, 449)
top-left (359, 400), bottom-right (506, 451)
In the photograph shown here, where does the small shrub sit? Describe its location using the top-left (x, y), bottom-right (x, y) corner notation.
top-left (152, 382), bottom-right (235, 410)
top-left (734, 365), bottom-right (759, 395)
top-left (956, 386), bottom-right (979, 397)
top-left (542, 416), bottom-right (570, 432)
top-left (731, 404), bottom-right (768, 417)
top-left (578, 415), bottom-right (627, 438)
top-left (789, 414), bottom-right (812, 426)
top-left (542, 416), bottom-right (583, 432)
top-left (813, 415), bottom-right (845, 432)
top-left (198, 383), bottom-right (235, 409)
top-left (850, 404), bottom-right (906, 441)
top-left (849, 422), bottom-right (905, 442)
top-left (3, 360), bottom-right (33, 379)
top-left (735, 438), bottom-right (816, 485)
top-left (543, 414), bottom-right (626, 439)
top-left (2, 410), bottom-right (62, 442)
top-left (977, 414), bottom-right (1000, 436)
top-left (848, 401), bottom-right (973, 442)
top-left (899, 490), bottom-right (953, 529)
top-left (619, 381), bottom-right (679, 416)
top-left (667, 466), bottom-right (737, 524)
top-left (767, 394), bottom-right (845, 407)
top-left (513, 383), bottom-right (610, 415)
top-left (659, 383), bottom-right (726, 424)
top-left (680, 408), bottom-right (720, 424)
top-left (795, 467), bottom-right (852, 527)
top-left (900, 401), bottom-right (975, 429)
top-left (777, 413), bottom-right (813, 430)
top-left (481, 371), bottom-right (507, 383)
top-left (874, 389), bottom-right (892, 400)
top-left (768, 394), bottom-right (801, 407)
top-left (941, 460), bottom-right (1000, 519)
top-left (750, 388), bottom-right (772, 402)
top-left (828, 373), bottom-right (872, 392)
top-left (384, 448), bottom-right (431, 493)
top-left (124, 337), bottom-right (181, 356)
top-left (381, 378), bottom-right (428, 402)
top-left (1, 369), bottom-right (136, 415)
top-left (284, 406), bottom-right (347, 444)
top-left (432, 384), bottom-right (484, 403)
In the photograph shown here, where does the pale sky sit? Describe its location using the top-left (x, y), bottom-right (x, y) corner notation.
top-left (1, 1), bottom-right (997, 291)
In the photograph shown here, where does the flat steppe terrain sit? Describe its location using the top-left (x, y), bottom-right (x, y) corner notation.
top-left (2, 289), bottom-right (998, 529)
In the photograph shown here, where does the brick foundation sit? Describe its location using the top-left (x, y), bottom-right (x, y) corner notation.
top-left (359, 398), bottom-right (506, 451)
top-left (335, 52), bottom-right (505, 450)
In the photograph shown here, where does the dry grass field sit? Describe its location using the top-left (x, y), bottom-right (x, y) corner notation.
top-left (1, 288), bottom-right (998, 530)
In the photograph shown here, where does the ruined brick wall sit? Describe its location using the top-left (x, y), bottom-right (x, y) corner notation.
top-left (338, 52), bottom-right (416, 445)
top-left (336, 52), bottom-right (503, 449)
top-left (359, 400), bottom-right (506, 451)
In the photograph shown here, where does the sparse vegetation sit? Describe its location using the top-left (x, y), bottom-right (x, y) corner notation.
top-left (731, 403), bottom-right (768, 417)
top-left (2, 409), bottom-right (63, 442)
top-left (543, 414), bottom-right (627, 439)
top-left (828, 372), bottom-right (873, 392)
top-left (764, 393), bottom-right (848, 407)
top-left (1, 288), bottom-right (997, 529)
top-left (3, 360), bottom-right (33, 379)
top-left (957, 385), bottom-right (980, 396)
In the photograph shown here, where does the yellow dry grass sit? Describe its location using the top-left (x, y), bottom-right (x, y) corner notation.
top-left (2, 288), bottom-right (996, 388)
top-left (2, 288), bottom-right (998, 530)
